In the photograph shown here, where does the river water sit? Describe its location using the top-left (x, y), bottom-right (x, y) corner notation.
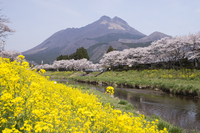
top-left (54, 79), bottom-right (200, 130)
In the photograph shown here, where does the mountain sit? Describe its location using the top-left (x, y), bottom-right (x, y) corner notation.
top-left (86, 31), bottom-right (171, 63)
top-left (118, 31), bottom-right (171, 43)
top-left (23, 16), bottom-right (170, 64)
top-left (87, 41), bottom-right (153, 63)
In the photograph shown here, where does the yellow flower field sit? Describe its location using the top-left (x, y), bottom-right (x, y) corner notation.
top-left (0, 56), bottom-right (168, 133)
top-left (139, 69), bottom-right (200, 80)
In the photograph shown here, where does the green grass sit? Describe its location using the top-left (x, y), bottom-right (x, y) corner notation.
top-left (44, 71), bottom-right (74, 79)
top-left (65, 70), bottom-right (200, 96)
top-left (45, 71), bottom-right (200, 133)
top-left (118, 100), bottom-right (128, 105)
top-left (68, 84), bottom-right (192, 133)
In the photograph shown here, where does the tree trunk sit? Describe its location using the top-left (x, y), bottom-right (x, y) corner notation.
top-left (195, 59), bottom-right (198, 67)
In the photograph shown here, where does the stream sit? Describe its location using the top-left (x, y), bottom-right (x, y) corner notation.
top-left (54, 79), bottom-right (200, 130)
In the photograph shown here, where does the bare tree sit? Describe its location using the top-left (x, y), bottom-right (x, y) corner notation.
top-left (0, 7), bottom-right (15, 51)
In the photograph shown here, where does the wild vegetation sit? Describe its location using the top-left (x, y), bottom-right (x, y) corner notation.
top-left (68, 84), bottom-right (191, 133)
top-left (56, 47), bottom-right (89, 61)
top-left (0, 50), bottom-right (21, 61)
top-left (106, 46), bottom-right (116, 53)
top-left (44, 71), bottom-right (199, 133)
top-left (0, 55), bottom-right (173, 132)
top-left (64, 69), bottom-right (200, 97)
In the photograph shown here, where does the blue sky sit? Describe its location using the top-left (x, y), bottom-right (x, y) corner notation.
top-left (1, 0), bottom-right (200, 52)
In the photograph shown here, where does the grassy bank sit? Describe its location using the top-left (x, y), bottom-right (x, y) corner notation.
top-left (1, 57), bottom-right (174, 133)
top-left (44, 71), bottom-right (200, 133)
top-left (70, 84), bottom-right (193, 133)
top-left (44, 71), bottom-right (74, 79)
top-left (58, 69), bottom-right (200, 97)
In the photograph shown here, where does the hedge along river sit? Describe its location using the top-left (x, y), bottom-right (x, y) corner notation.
top-left (53, 78), bottom-right (200, 130)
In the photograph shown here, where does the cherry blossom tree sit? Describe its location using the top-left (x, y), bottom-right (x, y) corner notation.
top-left (34, 58), bottom-right (103, 71)
top-left (100, 47), bottom-right (154, 69)
top-left (125, 47), bottom-right (153, 65)
top-left (34, 32), bottom-right (200, 71)
top-left (151, 32), bottom-right (200, 68)
top-left (100, 32), bottom-right (200, 69)
top-left (183, 32), bottom-right (200, 66)
top-left (100, 51), bottom-right (123, 68)
top-left (0, 50), bottom-right (21, 61)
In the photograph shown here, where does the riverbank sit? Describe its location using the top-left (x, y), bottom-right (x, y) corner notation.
top-left (58, 69), bottom-right (200, 97)
top-left (44, 71), bottom-right (200, 132)
top-left (0, 58), bottom-right (173, 133)
top-left (73, 84), bottom-right (190, 133)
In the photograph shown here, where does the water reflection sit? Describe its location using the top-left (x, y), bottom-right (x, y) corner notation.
top-left (52, 79), bottom-right (200, 130)
top-left (118, 89), bottom-right (200, 130)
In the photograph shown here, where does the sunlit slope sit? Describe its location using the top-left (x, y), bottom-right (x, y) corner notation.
top-left (0, 56), bottom-right (168, 132)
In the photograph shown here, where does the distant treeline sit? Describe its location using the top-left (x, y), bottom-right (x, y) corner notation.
top-left (56, 47), bottom-right (89, 61)
top-left (112, 58), bottom-right (199, 71)
top-left (57, 46), bottom-right (115, 61)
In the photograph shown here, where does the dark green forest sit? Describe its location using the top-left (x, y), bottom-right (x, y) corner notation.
top-left (56, 47), bottom-right (89, 61)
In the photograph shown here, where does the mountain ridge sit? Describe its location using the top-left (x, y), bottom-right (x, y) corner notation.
top-left (23, 16), bottom-right (170, 64)
top-left (118, 31), bottom-right (171, 43)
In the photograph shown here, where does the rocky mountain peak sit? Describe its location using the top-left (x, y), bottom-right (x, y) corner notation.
top-left (98, 16), bottom-right (136, 32)
top-left (112, 16), bottom-right (128, 25)
top-left (99, 16), bottom-right (128, 26)
top-left (99, 15), bottom-right (111, 21)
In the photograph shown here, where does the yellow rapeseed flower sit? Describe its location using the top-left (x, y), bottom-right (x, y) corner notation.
top-left (0, 56), bottom-right (168, 133)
